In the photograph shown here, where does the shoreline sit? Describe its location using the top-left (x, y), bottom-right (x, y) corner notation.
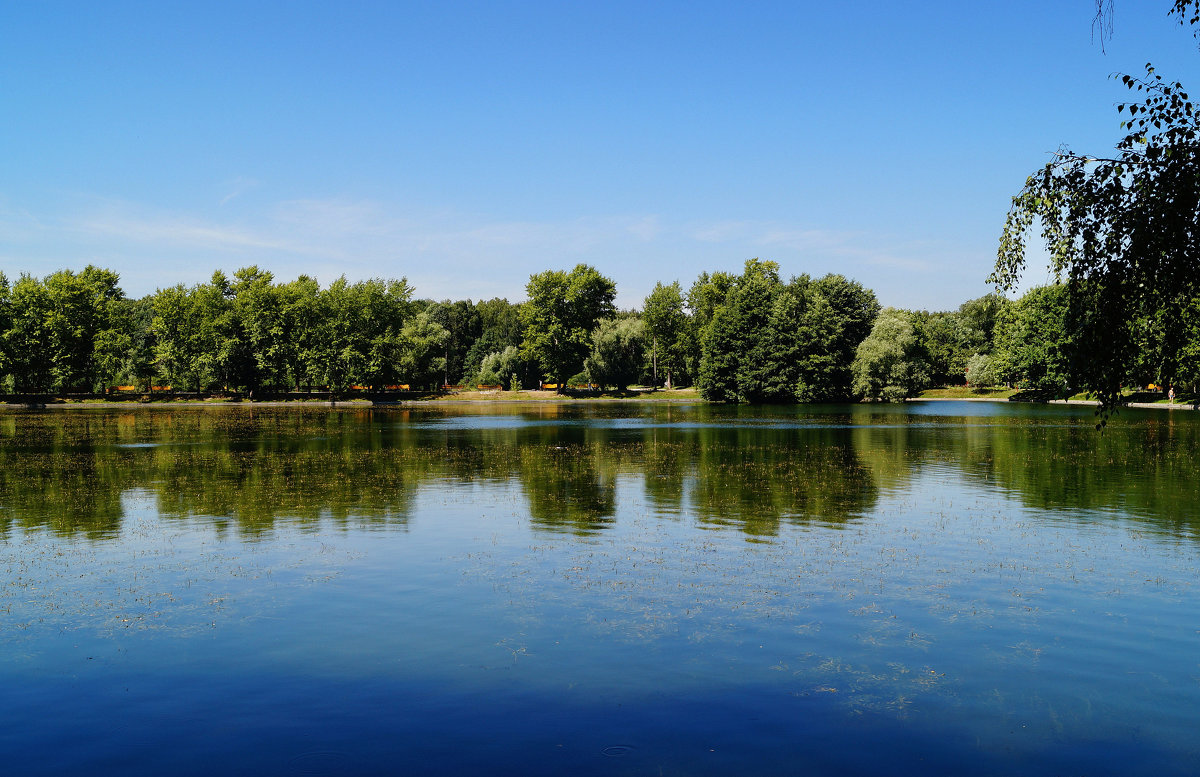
top-left (4, 393), bottom-right (1194, 412)
top-left (910, 397), bottom-right (1197, 411)
top-left (0, 390), bottom-right (704, 410)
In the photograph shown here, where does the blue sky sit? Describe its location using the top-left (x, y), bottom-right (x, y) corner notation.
top-left (1, 1), bottom-right (1197, 310)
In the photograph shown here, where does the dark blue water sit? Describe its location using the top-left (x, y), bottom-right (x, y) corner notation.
top-left (1, 402), bottom-right (1197, 775)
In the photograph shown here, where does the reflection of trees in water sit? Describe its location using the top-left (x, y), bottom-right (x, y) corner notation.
top-left (640, 432), bottom-right (689, 516)
top-left (956, 414), bottom-right (1200, 536)
top-left (687, 427), bottom-right (876, 537)
top-left (6, 405), bottom-right (1198, 543)
top-left (519, 444), bottom-right (616, 535)
top-left (0, 452), bottom-right (126, 539)
top-left (149, 447), bottom-right (422, 537)
top-left (0, 407), bottom-right (881, 541)
top-left (850, 410), bottom-right (1200, 539)
top-left (0, 410), bottom-right (427, 539)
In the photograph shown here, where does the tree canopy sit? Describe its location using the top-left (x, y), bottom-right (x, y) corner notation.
top-left (851, 309), bottom-right (931, 403)
top-left (519, 264), bottom-right (616, 391)
top-left (995, 1), bottom-right (1200, 414)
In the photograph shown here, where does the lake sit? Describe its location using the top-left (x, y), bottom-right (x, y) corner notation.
top-left (1, 401), bottom-right (1197, 776)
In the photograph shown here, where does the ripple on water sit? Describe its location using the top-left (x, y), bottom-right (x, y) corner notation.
top-left (287, 750), bottom-right (351, 776)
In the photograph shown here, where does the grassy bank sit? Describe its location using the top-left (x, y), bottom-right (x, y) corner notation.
top-left (1, 386), bottom-right (704, 407)
top-left (917, 386), bottom-right (1017, 400)
top-left (424, 386), bottom-right (702, 402)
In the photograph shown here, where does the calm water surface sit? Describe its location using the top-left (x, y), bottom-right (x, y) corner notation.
top-left (1, 401), bottom-right (1197, 776)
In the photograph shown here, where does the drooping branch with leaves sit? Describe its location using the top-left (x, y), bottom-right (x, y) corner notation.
top-left (995, 5), bottom-right (1200, 414)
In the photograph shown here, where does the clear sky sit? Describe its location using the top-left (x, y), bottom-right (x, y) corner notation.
top-left (1, 1), bottom-right (1197, 310)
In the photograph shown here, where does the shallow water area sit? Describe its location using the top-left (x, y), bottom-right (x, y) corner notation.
top-left (1, 402), bottom-right (1198, 775)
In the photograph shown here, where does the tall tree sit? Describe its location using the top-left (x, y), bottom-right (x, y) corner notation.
top-left (686, 270), bottom-right (736, 378)
top-left (116, 297), bottom-right (157, 390)
top-left (425, 299), bottom-right (481, 385)
top-left (585, 317), bottom-right (647, 391)
top-left (6, 274), bottom-right (53, 392)
top-left (995, 1), bottom-right (1200, 412)
top-left (394, 311), bottom-right (450, 389)
top-left (231, 266), bottom-right (286, 393)
top-left (151, 284), bottom-right (204, 391)
top-left (696, 259), bottom-right (789, 403)
top-left (642, 281), bottom-right (689, 388)
top-left (520, 264), bottom-right (616, 391)
top-left (992, 285), bottom-right (1076, 395)
top-left (808, 274), bottom-right (880, 399)
top-left (462, 298), bottom-right (526, 385)
top-left (0, 273), bottom-right (10, 387)
top-left (42, 266), bottom-right (126, 391)
top-left (278, 275), bottom-right (324, 390)
top-left (851, 309), bottom-right (931, 402)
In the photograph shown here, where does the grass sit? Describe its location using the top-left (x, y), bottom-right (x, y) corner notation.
top-left (423, 386), bottom-right (702, 402)
top-left (917, 386), bottom-right (1017, 400)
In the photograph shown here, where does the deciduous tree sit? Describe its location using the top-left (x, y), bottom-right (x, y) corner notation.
top-left (851, 309), bottom-right (931, 402)
top-left (996, 2), bottom-right (1200, 413)
top-left (585, 317), bottom-right (647, 391)
top-left (642, 281), bottom-right (689, 388)
top-left (520, 264), bottom-right (616, 391)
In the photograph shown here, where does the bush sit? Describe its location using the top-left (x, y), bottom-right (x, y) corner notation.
top-left (966, 353), bottom-right (997, 389)
top-left (475, 346), bottom-right (521, 387)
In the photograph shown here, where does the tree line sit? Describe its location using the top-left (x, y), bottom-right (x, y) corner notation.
top-left (0, 261), bottom-right (1187, 401)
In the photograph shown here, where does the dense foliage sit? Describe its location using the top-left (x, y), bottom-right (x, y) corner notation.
top-left (851, 309), bottom-right (931, 403)
top-left (0, 256), bottom-right (1193, 403)
top-left (693, 260), bottom-right (880, 403)
top-left (995, 1), bottom-right (1200, 413)
top-left (519, 264), bottom-right (617, 392)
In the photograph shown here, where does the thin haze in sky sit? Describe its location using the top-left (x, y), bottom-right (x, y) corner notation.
top-left (1, 1), bottom-right (1196, 309)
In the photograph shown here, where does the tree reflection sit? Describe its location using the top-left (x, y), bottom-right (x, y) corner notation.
top-left (688, 427), bottom-right (875, 536)
top-left (2, 405), bottom-right (1198, 543)
top-left (519, 443), bottom-right (616, 535)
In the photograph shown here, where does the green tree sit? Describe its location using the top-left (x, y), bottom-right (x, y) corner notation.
top-left (585, 317), bottom-right (647, 391)
top-left (475, 345), bottom-right (523, 386)
top-left (278, 275), bottom-right (325, 390)
top-left (116, 297), bottom-right (157, 390)
top-left (916, 311), bottom-right (971, 385)
top-left (792, 292), bottom-right (844, 402)
top-left (314, 277), bottom-right (413, 391)
top-left (357, 278), bottom-right (416, 389)
top-left (194, 272), bottom-right (251, 391)
top-left (151, 284), bottom-right (204, 391)
top-left (520, 264), bottom-right (616, 391)
top-left (851, 309), bottom-right (931, 402)
top-left (808, 274), bottom-right (880, 399)
top-left (462, 298), bottom-right (526, 385)
top-left (314, 277), bottom-right (361, 391)
top-left (6, 274), bottom-right (53, 392)
top-left (992, 285), bottom-right (1076, 395)
top-left (685, 270), bottom-right (736, 378)
top-left (966, 352), bottom-right (999, 388)
top-left (642, 281), bottom-right (690, 388)
top-left (995, 2), bottom-right (1200, 411)
top-left (957, 293), bottom-right (1008, 354)
top-left (425, 300), bottom-right (481, 385)
top-left (44, 266), bottom-right (126, 391)
top-left (695, 264), bottom-right (878, 404)
top-left (696, 259), bottom-right (786, 403)
top-left (2, 267), bottom-right (127, 393)
top-left (395, 310), bottom-right (449, 389)
top-left (1175, 295), bottom-right (1200, 392)
top-left (0, 273), bottom-right (10, 387)
top-left (231, 266), bottom-right (286, 393)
